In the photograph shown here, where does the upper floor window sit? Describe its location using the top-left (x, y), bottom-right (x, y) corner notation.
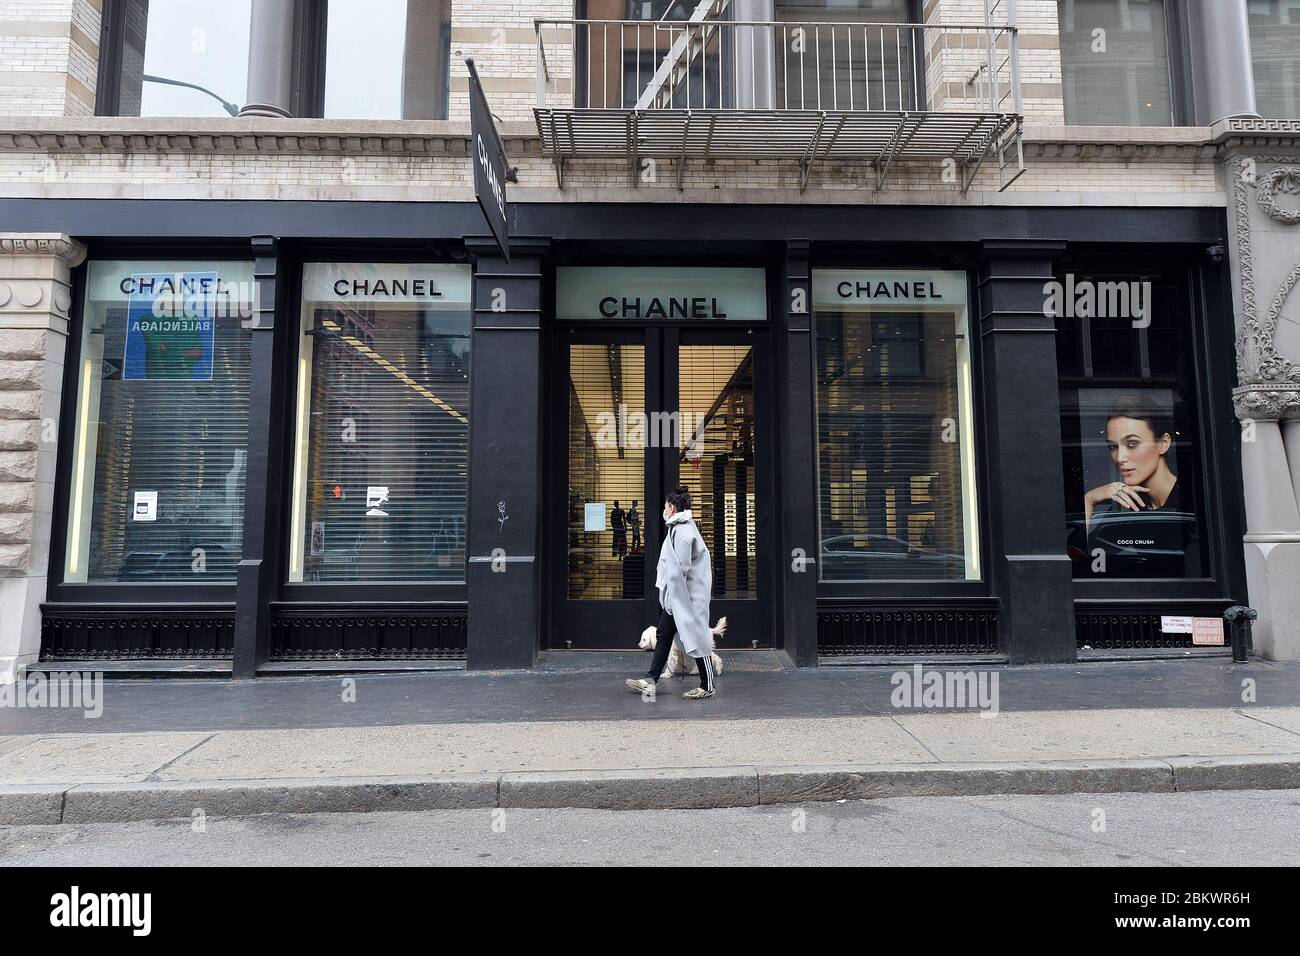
top-left (99, 0), bottom-right (451, 119)
top-left (776, 1), bottom-right (916, 111)
top-left (111, 0), bottom-right (251, 117)
top-left (578, 0), bottom-right (917, 110)
top-left (322, 0), bottom-right (452, 119)
top-left (1249, 0), bottom-right (1300, 118)
top-left (1057, 0), bottom-right (1173, 126)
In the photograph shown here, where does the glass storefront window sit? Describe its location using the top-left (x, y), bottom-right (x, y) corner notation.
top-left (289, 264), bottom-right (472, 584)
top-left (323, 0), bottom-right (452, 119)
top-left (1057, 0), bottom-right (1172, 126)
top-left (1249, 0), bottom-right (1300, 119)
top-left (115, 0), bottom-right (251, 117)
top-left (65, 260), bottom-right (255, 583)
top-left (1054, 266), bottom-right (1209, 579)
top-left (812, 271), bottom-right (980, 582)
top-left (566, 342), bottom-right (647, 600)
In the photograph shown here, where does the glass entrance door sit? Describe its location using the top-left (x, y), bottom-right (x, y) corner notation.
top-left (550, 327), bottom-right (769, 650)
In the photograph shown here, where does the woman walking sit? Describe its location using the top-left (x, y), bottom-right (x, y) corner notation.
top-left (626, 485), bottom-right (717, 700)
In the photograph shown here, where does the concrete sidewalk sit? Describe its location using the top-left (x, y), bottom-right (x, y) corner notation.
top-left (3, 704), bottom-right (1299, 824)
top-left (3, 658), bottom-right (1300, 824)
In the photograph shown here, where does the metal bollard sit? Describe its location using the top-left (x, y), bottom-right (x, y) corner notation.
top-left (1223, 606), bottom-right (1257, 663)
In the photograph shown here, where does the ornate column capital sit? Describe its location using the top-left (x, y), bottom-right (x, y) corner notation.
top-left (0, 233), bottom-right (87, 267)
top-left (0, 233), bottom-right (87, 329)
top-left (1233, 385), bottom-right (1300, 423)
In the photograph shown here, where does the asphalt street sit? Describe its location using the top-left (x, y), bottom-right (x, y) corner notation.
top-left (2, 789), bottom-right (1297, 866)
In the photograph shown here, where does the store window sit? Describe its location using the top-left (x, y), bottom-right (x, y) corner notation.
top-left (289, 264), bottom-right (471, 584)
top-left (1249, 0), bottom-right (1300, 119)
top-left (812, 271), bottom-right (980, 582)
top-left (64, 261), bottom-right (255, 583)
top-left (322, 0), bottom-right (452, 119)
top-left (110, 0), bottom-right (251, 117)
top-left (1057, 0), bottom-right (1173, 126)
top-left (1054, 265), bottom-right (1209, 579)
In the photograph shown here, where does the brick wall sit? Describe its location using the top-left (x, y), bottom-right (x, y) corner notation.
top-left (0, 127), bottom-right (1222, 203)
top-left (0, 0), bottom-right (100, 117)
top-left (0, 0), bottom-right (1221, 204)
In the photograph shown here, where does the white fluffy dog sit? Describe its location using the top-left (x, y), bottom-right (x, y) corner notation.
top-left (638, 617), bottom-right (727, 680)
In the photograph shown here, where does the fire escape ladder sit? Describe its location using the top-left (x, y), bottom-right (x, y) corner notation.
top-left (984, 0), bottom-right (1026, 191)
top-left (633, 0), bottom-right (731, 112)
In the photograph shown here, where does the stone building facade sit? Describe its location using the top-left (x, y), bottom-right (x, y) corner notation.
top-left (0, 0), bottom-right (1297, 678)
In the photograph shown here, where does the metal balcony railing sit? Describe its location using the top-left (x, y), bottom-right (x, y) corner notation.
top-left (533, 14), bottom-right (1025, 193)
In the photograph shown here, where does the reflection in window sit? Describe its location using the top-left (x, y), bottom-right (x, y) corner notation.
top-left (1055, 266), bottom-right (1208, 579)
top-left (813, 275), bottom-right (979, 582)
top-left (566, 343), bottom-right (647, 600)
top-left (1058, 0), bottom-right (1172, 126)
top-left (678, 345), bottom-right (757, 600)
top-left (323, 0), bottom-right (452, 119)
top-left (1249, 0), bottom-right (1300, 118)
top-left (65, 261), bottom-right (254, 582)
top-left (115, 0), bottom-right (250, 117)
top-left (290, 265), bottom-right (471, 583)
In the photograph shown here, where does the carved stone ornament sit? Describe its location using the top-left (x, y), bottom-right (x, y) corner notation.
top-left (1230, 156), bottom-right (1300, 420)
top-left (0, 235), bottom-right (87, 265)
top-left (1257, 166), bottom-right (1300, 225)
top-left (1233, 384), bottom-right (1300, 422)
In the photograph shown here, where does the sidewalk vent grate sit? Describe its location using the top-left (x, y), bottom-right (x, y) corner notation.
top-left (269, 612), bottom-right (468, 660)
top-left (39, 610), bottom-right (235, 660)
top-left (817, 608), bottom-right (999, 655)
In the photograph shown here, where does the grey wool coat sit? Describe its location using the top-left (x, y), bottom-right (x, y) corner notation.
top-left (655, 510), bottom-right (714, 659)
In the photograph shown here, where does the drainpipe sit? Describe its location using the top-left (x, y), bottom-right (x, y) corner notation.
top-left (239, 0), bottom-right (296, 118)
top-left (1184, 0), bottom-right (1259, 125)
top-left (733, 0), bottom-right (775, 109)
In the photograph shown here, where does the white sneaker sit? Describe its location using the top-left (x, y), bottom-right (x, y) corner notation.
top-left (625, 678), bottom-right (655, 696)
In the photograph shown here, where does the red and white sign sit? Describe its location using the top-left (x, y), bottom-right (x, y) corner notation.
top-left (1192, 617), bottom-right (1225, 646)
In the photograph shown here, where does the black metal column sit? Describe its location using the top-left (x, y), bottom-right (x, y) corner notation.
top-left (778, 239), bottom-right (819, 665)
top-left (977, 240), bottom-right (1075, 663)
top-left (232, 235), bottom-right (286, 677)
top-left (465, 237), bottom-right (549, 670)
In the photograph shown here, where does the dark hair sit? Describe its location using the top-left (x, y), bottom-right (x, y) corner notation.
top-left (1105, 396), bottom-right (1174, 442)
top-left (665, 485), bottom-right (691, 512)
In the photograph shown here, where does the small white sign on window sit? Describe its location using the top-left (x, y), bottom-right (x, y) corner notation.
top-left (132, 491), bottom-right (157, 522)
top-left (1160, 615), bottom-right (1194, 634)
top-left (366, 486), bottom-right (390, 517)
top-left (584, 502), bottom-right (606, 532)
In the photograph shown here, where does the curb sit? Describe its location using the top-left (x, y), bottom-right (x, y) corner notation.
top-left (2, 755), bottom-right (1298, 825)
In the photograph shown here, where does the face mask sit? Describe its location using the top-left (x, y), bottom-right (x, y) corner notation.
top-left (663, 509), bottom-right (672, 522)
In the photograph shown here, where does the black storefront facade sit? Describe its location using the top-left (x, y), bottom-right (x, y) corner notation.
top-left (24, 198), bottom-right (1248, 675)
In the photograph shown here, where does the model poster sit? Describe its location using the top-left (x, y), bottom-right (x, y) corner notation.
top-left (1067, 388), bottom-right (1202, 578)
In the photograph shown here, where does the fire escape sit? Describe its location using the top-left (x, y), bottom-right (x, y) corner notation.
top-left (533, 0), bottom-right (1025, 194)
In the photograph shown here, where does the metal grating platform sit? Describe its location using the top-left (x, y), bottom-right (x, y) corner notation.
top-left (534, 108), bottom-right (1023, 192)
